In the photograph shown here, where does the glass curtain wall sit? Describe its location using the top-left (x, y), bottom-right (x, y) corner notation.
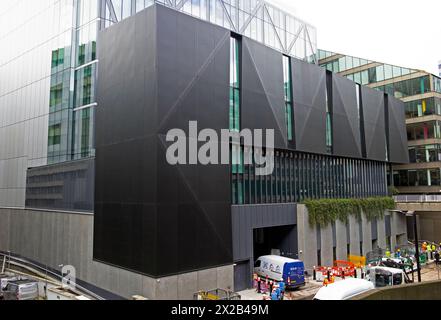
top-left (232, 150), bottom-right (388, 205)
top-left (230, 36), bottom-right (244, 205)
top-left (47, 0), bottom-right (98, 164)
top-left (325, 75), bottom-right (333, 154)
top-left (283, 56), bottom-right (293, 141)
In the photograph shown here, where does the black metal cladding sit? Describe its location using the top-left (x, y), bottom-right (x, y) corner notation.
top-left (241, 37), bottom-right (287, 149)
top-left (332, 75), bottom-right (362, 158)
top-left (387, 95), bottom-right (410, 163)
top-left (290, 58), bottom-right (327, 154)
top-left (95, 5), bottom-right (232, 277)
top-left (94, 4), bottom-right (408, 277)
top-left (361, 86), bottom-right (387, 161)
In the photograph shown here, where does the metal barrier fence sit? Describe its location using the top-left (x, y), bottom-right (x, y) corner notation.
top-left (194, 289), bottom-right (241, 301)
top-left (0, 251), bottom-right (104, 300)
top-left (395, 195), bottom-right (441, 203)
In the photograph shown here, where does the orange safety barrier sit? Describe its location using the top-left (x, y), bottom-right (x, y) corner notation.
top-left (314, 260), bottom-right (358, 285)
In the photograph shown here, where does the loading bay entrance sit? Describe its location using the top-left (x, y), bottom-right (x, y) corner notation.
top-left (232, 204), bottom-right (298, 292)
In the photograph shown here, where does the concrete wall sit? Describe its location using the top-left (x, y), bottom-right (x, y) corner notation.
top-left (297, 205), bottom-right (408, 269)
top-left (417, 212), bottom-right (441, 243)
top-left (0, 208), bottom-right (233, 300)
top-left (297, 205), bottom-right (318, 272)
top-left (355, 281), bottom-right (441, 300)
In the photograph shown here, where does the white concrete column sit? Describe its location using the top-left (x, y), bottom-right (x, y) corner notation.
top-left (348, 214), bottom-right (360, 256)
top-left (361, 214), bottom-right (373, 256)
top-left (391, 211), bottom-right (408, 248)
top-left (321, 224), bottom-right (333, 266)
top-left (297, 205), bottom-right (318, 272)
top-left (377, 216), bottom-right (387, 249)
top-left (335, 220), bottom-right (348, 260)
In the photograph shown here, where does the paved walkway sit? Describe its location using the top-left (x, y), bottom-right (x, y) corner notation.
top-left (238, 278), bottom-right (323, 301)
top-left (421, 263), bottom-right (441, 282)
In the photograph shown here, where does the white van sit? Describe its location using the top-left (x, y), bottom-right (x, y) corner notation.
top-left (365, 266), bottom-right (407, 288)
top-left (313, 278), bottom-right (374, 300)
top-left (254, 255), bottom-right (305, 289)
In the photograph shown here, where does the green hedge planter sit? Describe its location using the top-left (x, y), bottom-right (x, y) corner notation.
top-left (303, 197), bottom-right (396, 227)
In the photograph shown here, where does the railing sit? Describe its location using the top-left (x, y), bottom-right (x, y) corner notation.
top-left (394, 195), bottom-right (441, 203)
top-left (0, 251), bottom-right (105, 300)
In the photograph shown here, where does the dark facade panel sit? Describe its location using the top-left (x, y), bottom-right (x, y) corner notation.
top-left (332, 75), bottom-right (362, 158)
top-left (361, 87), bottom-right (387, 161)
top-left (231, 204), bottom-right (297, 262)
top-left (241, 37), bottom-right (287, 149)
top-left (25, 158), bottom-right (94, 212)
top-left (291, 58), bottom-right (327, 154)
top-left (155, 5), bottom-right (232, 275)
top-left (94, 4), bottom-right (159, 275)
top-left (387, 95), bottom-right (409, 164)
top-left (95, 5), bottom-right (233, 278)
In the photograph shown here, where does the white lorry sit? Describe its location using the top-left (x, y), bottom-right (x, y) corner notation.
top-left (365, 266), bottom-right (408, 288)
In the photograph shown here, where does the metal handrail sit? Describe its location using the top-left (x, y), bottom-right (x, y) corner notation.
top-left (394, 195), bottom-right (441, 203)
top-left (0, 252), bottom-right (104, 300)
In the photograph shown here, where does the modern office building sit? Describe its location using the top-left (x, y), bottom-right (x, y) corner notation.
top-left (0, 1), bottom-right (408, 299)
top-left (319, 50), bottom-right (441, 195)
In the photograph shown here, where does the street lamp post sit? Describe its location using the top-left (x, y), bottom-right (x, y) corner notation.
top-left (411, 212), bottom-right (422, 283)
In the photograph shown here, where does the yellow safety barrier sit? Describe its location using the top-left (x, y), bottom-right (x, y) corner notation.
top-left (348, 255), bottom-right (366, 268)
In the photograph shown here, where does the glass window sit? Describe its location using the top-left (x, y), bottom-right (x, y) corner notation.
top-left (384, 64), bottom-right (393, 80)
top-left (376, 65), bottom-right (385, 82)
top-left (230, 36), bottom-right (240, 132)
top-left (353, 57), bottom-right (360, 68)
top-left (407, 121), bottom-right (441, 141)
top-left (356, 84), bottom-right (361, 120)
top-left (368, 67), bottom-right (377, 83)
top-left (48, 124), bottom-right (61, 146)
top-left (50, 84), bottom-right (63, 108)
top-left (393, 274), bottom-right (403, 286)
top-left (354, 72), bottom-right (361, 84)
top-left (361, 71), bottom-right (369, 85)
top-left (392, 66), bottom-right (402, 78)
top-left (339, 57), bottom-right (346, 71)
top-left (326, 82), bottom-right (333, 154)
top-left (74, 64), bottom-right (96, 108)
top-left (346, 56), bottom-right (353, 69)
top-left (283, 56), bottom-right (293, 141)
top-left (430, 169), bottom-right (441, 186)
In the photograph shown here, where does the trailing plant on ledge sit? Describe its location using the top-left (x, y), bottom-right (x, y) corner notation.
top-left (303, 197), bottom-right (395, 228)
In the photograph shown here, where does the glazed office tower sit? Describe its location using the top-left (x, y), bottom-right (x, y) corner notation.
top-left (0, 1), bottom-right (408, 299)
top-left (319, 50), bottom-right (441, 195)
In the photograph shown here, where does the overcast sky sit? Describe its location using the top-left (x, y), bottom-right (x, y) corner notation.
top-left (270, 0), bottom-right (441, 75)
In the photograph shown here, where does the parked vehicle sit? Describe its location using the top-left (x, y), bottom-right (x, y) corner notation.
top-left (313, 278), bottom-right (374, 300)
top-left (3, 280), bottom-right (38, 300)
top-left (254, 255), bottom-right (305, 289)
top-left (365, 266), bottom-right (410, 288)
top-left (0, 274), bottom-right (18, 299)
